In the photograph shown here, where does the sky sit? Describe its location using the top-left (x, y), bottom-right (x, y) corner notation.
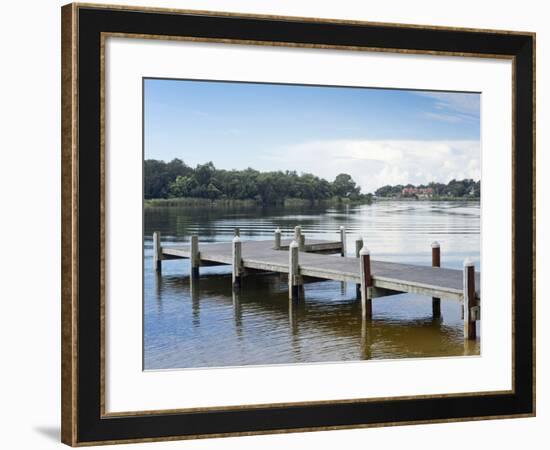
top-left (143, 78), bottom-right (480, 194)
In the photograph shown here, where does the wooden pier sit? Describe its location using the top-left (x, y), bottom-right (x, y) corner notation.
top-left (152, 227), bottom-right (480, 340)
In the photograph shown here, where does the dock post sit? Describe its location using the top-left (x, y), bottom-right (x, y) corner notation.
top-left (190, 235), bottom-right (200, 280)
top-left (299, 233), bottom-right (306, 251)
top-left (232, 236), bottom-right (243, 289)
top-left (274, 227), bottom-right (281, 250)
top-left (463, 258), bottom-right (477, 340)
top-left (431, 241), bottom-right (441, 318)
top-left (288, 240), bottom-right (302, 300)
top-left (153, 231), bottom-right (162, 272)
top-left (355, 237), bottom-right (364, 299)
top-left (294, 226), bottom-right (302, 249)
top-left (339, 226), bottom-right (346, 256)
top-left (360, 246), bottom-right (373, 319)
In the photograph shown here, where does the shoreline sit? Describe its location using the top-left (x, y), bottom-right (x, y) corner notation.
top-left (144, 196), bottom-right (479, 208)
top-left (144, 196), bottom-right (372, 208)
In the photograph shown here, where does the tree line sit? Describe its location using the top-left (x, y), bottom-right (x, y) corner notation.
top-left (144, 159), bottom-right (369, 204)
top-left (374, 179), bottom-right (480, 198)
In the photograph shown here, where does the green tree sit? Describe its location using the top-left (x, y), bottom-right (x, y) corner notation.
top-left (332, 173), bottom-right (360, 197)
top-left (206, 182), bottom-right (222, 199)
top-left (168, 175), bottom-right (197, 198)
top-left (144, 158), bottom-right (192, 199)
top-left (375, 185), bottom-right (393, 197)
top-left (194, 162), bottom-right (216, 186)
top-left (144, 159), bottom-right (368, 204)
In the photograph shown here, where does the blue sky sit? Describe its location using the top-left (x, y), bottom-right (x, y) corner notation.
top-left (144, 78), bottom-right (480, 193)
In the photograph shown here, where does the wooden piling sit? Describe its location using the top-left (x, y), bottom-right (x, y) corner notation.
top-left (232, 236), bottom-right (242, 289)
top-left (294, 225), bottom-right (305, 251)
top-left (355, 238), bottom-right (364, 257)
top-left (431, 241), bottom-right (441, 318)
top-left (355, 237), bottom-right (364, 299)
top-left (153, 231), bottom-right (162, 272)
top-left (274, 227), bottom-right (281, 250)
top-left (339, 226), bottom-right (346, 256)
top-left (294, 225), bottom-right (302, 242)
top-left (288, 240), bottom-right (302, 300)
top-left (190, 235), bottom-right (199, 280)
top-left (360, 246), bottom-right (372, 319)
top-left (299, 234), bottom-right (306, 251)
top-left (463, 258), bottom-right (477, 340)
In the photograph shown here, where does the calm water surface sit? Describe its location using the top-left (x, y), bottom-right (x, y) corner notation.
top-left (144, 201), bottom-right (480, 370)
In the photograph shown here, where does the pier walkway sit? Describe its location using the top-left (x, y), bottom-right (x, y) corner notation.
top-left (152, 227), bottom-right (480, 340)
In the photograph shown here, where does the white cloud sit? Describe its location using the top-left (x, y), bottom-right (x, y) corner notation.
top-left (415, 92), bottom-right (480, 122)
top-left (263, 139), bottom-right (480, 193)
top-left (424, 112), bottom-right (464, 123)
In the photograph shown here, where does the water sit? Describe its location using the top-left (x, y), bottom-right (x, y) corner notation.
top-left (144, 201), bottom-right (480, 370)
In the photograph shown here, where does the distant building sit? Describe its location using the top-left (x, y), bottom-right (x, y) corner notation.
top-left (401, 187), bottom-right (434, 198)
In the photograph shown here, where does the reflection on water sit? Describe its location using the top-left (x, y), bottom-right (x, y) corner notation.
top-left (144, 201), bottom-right (480, 370)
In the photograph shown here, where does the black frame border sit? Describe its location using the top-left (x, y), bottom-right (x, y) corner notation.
top-left (67, 3), bottom-right (534, 445)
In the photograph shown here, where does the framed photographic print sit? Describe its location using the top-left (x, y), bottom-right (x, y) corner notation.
top-left (61, 2), bottom-right (535, 446)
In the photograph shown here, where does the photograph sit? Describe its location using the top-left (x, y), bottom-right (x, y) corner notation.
top-left (143, 78), bottom-right (481, 370)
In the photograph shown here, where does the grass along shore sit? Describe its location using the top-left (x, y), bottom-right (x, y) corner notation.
top-left (144, 196), bottom-right (372, 208)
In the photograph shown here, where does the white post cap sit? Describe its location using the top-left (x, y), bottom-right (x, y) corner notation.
top-left (275, 227), bottom-right (281, 233)
top-left (359, 246), bottom-right (370, 256)
top-left (340, 226), bottom-right (345, 230)
top-left (289, 240), bottom-right (299, 248)
top-left (463, 257), bottom-right (474, 267)
top-left (431, 241), bottom-right (440, 248)
top-left (232, 235), bottom-right (241, 243)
